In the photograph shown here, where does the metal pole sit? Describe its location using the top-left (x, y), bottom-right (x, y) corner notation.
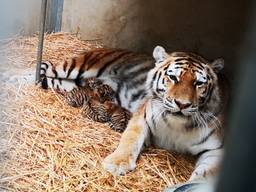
top-left (35, 0), bottom-right (48, 83)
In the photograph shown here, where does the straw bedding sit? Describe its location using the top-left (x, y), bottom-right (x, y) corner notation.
top-left (0, 33), bottom-right (195, 191)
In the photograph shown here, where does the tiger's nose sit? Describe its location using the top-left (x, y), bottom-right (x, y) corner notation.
top-left (174, 99), bottom-right (192, 110)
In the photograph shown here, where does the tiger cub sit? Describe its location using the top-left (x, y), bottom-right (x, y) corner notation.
top-left (39, 46), bottom-right (228, 183)
top-left (58, 77), bottom-right (115, 107)
top-left (58, 77), bottom-right (131, 132)
top-left (82, 99), bottom-right (131, 132)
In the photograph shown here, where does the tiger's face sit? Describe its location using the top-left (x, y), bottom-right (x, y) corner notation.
top-left (147, 46), bottom-right (224, 117)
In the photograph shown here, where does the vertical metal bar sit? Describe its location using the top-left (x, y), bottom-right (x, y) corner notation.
top-left (55, 0), bottom-right (64, 32)
top-left (45, 0), bottom-right (63, 33)
top-left (45, 0), bottom-right (54, 33)
top-left (35, 0), bottom-right (47, 83)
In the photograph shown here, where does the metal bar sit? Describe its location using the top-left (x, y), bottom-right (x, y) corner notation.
top-left (45, 0), bottom-right (63, 33)
top-left (55, 0), bottom-right (64, 32)
top-left (35, 0), bottom-right (48, 83)
top-left (45, 0), bottom-right (54, 33)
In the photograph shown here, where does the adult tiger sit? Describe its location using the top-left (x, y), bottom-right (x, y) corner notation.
top-left (40, 46), bottom-right (228, 182)
top-left (40, 48), bottom-right (153, 113)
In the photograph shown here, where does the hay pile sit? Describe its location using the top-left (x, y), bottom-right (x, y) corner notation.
top-left (0, 33), bottom-right (195, 191)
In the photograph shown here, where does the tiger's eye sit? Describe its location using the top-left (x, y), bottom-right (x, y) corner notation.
top-left (195, 81), bottom-right (204, 86)
top-left (169, 75), bottom-right (178, 83)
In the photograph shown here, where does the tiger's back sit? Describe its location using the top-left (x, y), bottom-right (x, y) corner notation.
top-left (40, 48), bottom-right (154, 112)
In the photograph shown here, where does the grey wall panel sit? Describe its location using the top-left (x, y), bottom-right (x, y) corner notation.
top-left (62, 0), bottom-right (251, 77)
top-left (0, 0), bottom-right (41, 39)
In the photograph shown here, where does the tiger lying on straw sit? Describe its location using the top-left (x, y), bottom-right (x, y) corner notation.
top-left (57, 77), bottom-right (131, 132)
top-left (39, 46), bottom-right (228, 183)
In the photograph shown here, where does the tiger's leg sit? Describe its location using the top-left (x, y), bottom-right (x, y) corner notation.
top-left (40, 76), bottom-right (78, 92)
top-left (102, 106), bottom-right (149, 175)
top-left (40, 61), bottom-right (82, 91)
top-left (40, 61), bottom-right (79, 79)
top-left (40, 64), bottom-right (116, 93)
top-left (189, 148), bottom-right (223, 181)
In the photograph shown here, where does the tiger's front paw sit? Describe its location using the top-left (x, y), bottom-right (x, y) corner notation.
top-left (102, 152), bottom-right (136, 176)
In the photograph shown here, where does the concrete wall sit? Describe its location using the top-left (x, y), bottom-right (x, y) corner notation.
top-left (62, 0), bottom-right (134, 47)
top-left (62, 0), bottom-right (251, 76)
top-left (0, 0), bottom-right (251, 76)
top-left (0, 0), bottom-right (41, 39)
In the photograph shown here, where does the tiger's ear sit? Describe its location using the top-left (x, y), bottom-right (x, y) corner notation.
top-left (153, 46), bottom-right (168, 65)
top-left (211, 58), bottom-right (224, 73)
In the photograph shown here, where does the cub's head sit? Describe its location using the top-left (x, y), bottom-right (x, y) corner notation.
top-left (147, 46), bottom-right (224, 117)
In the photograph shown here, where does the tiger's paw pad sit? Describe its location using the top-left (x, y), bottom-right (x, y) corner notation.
top-left (102, 153), bottom-right (136, 176)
